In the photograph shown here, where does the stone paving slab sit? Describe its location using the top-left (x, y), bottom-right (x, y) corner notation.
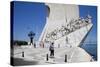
top-left (13, 45), bottom-right (93, 65)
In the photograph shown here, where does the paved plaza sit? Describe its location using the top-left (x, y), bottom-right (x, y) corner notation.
top-left (12, 45), bottom-right (93, 66)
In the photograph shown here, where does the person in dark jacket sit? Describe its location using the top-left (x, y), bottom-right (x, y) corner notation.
top-left (49, 42), bottom-right (54, 57)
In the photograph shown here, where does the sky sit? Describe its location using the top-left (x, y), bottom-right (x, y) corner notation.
top-left (13, 1), bottom-right (97, 43)
top-left (13, 1), bottom-right (46, 41)
top-left (79, 5), bottom-right (97, 43)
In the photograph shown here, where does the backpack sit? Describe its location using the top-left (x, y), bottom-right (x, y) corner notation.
top-left (49, 45), bottom-right (54, 51)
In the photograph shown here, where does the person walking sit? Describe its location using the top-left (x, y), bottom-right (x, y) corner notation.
top-left (49, 42), bottom-right (54, 57)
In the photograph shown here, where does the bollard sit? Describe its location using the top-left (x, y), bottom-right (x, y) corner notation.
top-left (65, 54), bottom-right (67, 62)
top-left (22, 51), bottom-right (24, 57)
top-left (46, 54), bottom-right (49, 61)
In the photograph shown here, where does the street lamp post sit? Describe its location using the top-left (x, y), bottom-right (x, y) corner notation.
top-left (28, 31), bottom-right (35, 47)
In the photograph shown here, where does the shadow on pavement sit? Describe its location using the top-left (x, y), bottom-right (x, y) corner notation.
top-left (11, 57), bottom-right (38, 66)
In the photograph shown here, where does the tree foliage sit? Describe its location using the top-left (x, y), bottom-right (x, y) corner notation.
top-left (13, 40), bottom-right (28, 46)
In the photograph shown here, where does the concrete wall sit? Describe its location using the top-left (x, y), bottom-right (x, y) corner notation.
top-left (39, 3), bottom-right (79, 43)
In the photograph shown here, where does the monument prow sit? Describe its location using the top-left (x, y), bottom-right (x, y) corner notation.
top-left (39, 3), bottom-right (93, 48)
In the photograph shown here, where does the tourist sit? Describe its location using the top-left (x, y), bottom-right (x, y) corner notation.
top-left (49, 42), bottom-right (54, 57)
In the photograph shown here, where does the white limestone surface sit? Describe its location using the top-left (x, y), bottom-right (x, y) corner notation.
top-left (13, 45), bottom-right (93, 65)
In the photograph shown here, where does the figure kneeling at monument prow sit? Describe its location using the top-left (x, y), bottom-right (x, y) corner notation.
top-left (49, 42), bottom-right (54, 58)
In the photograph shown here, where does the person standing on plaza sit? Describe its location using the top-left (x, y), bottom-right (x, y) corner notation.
top-left (49, 42), bottom-right (54, 57)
